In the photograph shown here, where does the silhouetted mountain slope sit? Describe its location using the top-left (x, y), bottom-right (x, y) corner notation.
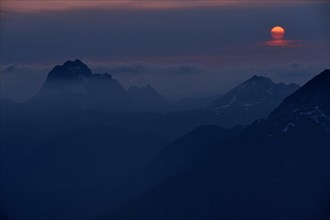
top-left (199, 75), bottom-right (299, 127)
top-left (107, 70), bottom-right (330, 220)
top-left (170, 96), bottom-right (217, 111)
top-left (127, 84), bottom-right (170, 112)
top-left (2, 125), bottom-right (169, 220)
top-left (102, 125), bottom-right (245, 209)
top-left (145, 125), bottom-right (245, 184)
top-left (269, 69), bottom-right (330, 120)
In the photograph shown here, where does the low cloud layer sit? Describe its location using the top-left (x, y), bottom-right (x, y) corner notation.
top-left (90, 61), bottom-right (201, 75)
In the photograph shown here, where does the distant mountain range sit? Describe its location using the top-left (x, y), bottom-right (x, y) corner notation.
top-left (127, 84), bottom-right (169, 112)
top-left (107, 69), bottom-right (330, 220)
top-left (23, 59), bottom-right (299, 127)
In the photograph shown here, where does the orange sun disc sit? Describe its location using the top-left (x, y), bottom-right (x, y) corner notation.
top-left (271, 26), bottom-right (285, 40)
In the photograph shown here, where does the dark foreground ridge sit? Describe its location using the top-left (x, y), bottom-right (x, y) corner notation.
top-left (106, 69), bottom-right (330, 220)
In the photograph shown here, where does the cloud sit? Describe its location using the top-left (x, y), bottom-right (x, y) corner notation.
top-left (263, 39), bottom-right (301, 48)
top-left (1, 0), bottom-right (322, 14)
top-left (1, 63), bottom-right (49, 74)
top-left (0, 63), bottom-right (51, 102)
top-left (89, 61), bottom-right (201, 75)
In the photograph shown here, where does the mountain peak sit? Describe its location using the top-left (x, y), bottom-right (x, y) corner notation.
top-left (229, 75), bottom-right (281, 95)
top-left (45, 59), bottom-right (92, 83)
top-left (63, 59), bottom-right (85, 67)
top-left (245, 75), bottom-right (273, 85)
top-left (250, 75), bottom-right (270, 80)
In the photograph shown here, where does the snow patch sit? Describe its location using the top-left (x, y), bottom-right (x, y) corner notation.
top-left (282, 122), bottom-right (295, 133)
top-left (214, 96), bottom-right (237, 114)
top-left (299, 108), bottom-right (329, 123)
top-left (299, 107), bottom-right (330, 133)
top-left (242, 103), bottom-right (255, 108)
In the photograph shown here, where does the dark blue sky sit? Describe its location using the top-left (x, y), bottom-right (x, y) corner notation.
top-left (1, 0), bottom-right (329, 101)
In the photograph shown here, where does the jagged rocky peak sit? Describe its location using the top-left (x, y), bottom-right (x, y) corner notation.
top-left (45, 59), bottom-right (93, 82)
top-left (63, 59), bottom-right (85, 66)
top-left (38, 59), bottom-right (124, 98)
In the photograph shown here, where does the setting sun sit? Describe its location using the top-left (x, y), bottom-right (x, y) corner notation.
top-left (271, 26), bottom-right (285, 39)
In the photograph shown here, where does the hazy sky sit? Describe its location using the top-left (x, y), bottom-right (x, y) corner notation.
top-left (1, 0), bottom-right (329, 101)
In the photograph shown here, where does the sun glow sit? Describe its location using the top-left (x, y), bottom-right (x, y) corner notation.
top-left (263, 25), bottom-right (298, 47)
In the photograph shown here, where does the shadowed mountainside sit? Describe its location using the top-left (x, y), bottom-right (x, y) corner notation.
top-left (106, 70), bottom-right (330, 220)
